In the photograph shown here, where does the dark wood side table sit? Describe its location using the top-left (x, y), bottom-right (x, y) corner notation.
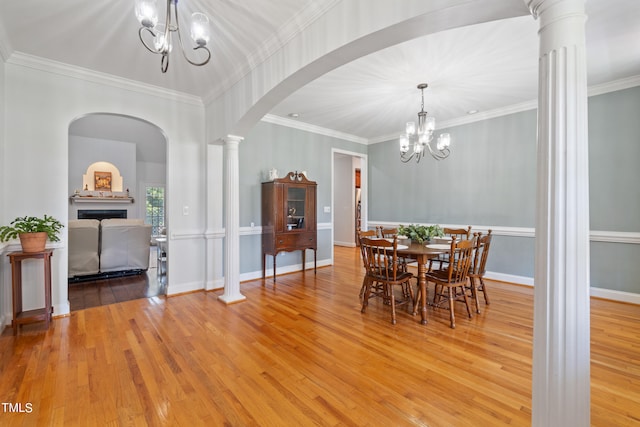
top-left (8, 249), bottom-right (54, 335)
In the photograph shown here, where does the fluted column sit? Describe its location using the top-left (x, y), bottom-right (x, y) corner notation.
top-left (219, 135), bottom-right (246, 304)
top-left (526, 1), bottom-right (590, 425)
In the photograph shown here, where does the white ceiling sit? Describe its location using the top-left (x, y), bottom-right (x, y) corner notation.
top-left (69, 114), bottom-right (167, 164)
top-left (1, 0), bottom-right (639, 143)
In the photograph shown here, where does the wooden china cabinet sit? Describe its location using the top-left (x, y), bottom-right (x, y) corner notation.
top-left (262, 171), bottom-right (317, 281)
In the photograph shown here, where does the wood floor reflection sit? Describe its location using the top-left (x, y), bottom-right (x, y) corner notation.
top-left (68, 267), bottom-right (166, 311)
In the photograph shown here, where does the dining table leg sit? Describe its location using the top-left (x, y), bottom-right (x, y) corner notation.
top-left (416, 255), bottom-right (428, 324)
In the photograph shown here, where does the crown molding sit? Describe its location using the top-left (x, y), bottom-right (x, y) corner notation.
top-left (441, 100), bottom-right (539, 130)
top-left (6, 52), bottom-right (204, 107)
top-left (588, 75), bottom-right (640, 97)
top-left (368, 99), bottom-right (539, 144)
top-left (202, 0), bottom-right (341, 105)
top-left (369, 74), bottom-right (640, 144)
top-left (261, 114), bottom-right (368, 144)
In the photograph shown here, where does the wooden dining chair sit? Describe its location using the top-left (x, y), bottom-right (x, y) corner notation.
top-left (377, 226), bottom-right (412, 274)
top-left (444, 226), bottom-right (472, 240)
top-left (358, 229), bottom-right (383, 300)
top-left (360, 236), bottom-right (415, 324)
top-left (418, 236), bottom-right (476, 328)
top-left (377, 226), bottom-right (398, 238)
top-left (467, 230), bottom-right (493, 313)
top-left (430, 226), bottom-right (473, 271)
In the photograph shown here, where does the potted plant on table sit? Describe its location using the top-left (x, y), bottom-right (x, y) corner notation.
top-left (0, 215), bottom-right (64, 253)
top-left (398, 224), bottom-right (444, 244)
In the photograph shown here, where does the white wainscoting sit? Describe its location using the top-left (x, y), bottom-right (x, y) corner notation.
top-left (210, 223), bottom-right (334, 284)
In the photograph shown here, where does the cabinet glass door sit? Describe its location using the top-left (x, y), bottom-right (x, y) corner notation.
top-left (286, 187), bottom-right (306, 231)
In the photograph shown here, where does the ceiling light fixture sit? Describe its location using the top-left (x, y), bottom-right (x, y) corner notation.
top-left (399, 83), bottom-right (451, 163)
top-left (134, 0), bottom-right (211, 73)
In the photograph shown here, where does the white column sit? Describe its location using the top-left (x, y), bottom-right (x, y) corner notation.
top-left (205, 144), bottom-right (224, 290)
top-left (526, 1), bottom-right (590, 426)
top-left (218, 135), bottom-right (246, 304)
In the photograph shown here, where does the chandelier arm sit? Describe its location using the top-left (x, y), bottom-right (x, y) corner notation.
top-left (425, 142), bottom-right (450, 160)
top-left (161, 54), bottom-right (169, 73)
top-left (138, 27), bottom-right (161, 54)
top-left (184, 46), bottom-right (212, 66)
top-left (400, 150), bottom-right (416, 163)
top-left (173, 3), bottom-right (212, 67)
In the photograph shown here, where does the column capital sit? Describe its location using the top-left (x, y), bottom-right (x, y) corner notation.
top-left (223, 134), bottom-right (244, 145)
top-left (525, 0), bottom-right (584, 19)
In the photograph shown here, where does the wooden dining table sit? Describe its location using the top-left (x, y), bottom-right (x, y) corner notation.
top-left (396, 241), bottom-right (449, 324)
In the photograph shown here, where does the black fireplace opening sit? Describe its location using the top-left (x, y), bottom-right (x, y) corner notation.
top-left (78, 210), bottom-right (127, 220)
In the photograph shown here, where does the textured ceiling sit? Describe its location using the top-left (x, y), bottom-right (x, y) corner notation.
top-left (1, 0), bottom-right (639, 143)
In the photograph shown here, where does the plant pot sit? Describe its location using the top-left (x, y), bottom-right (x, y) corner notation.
top-left (398, 237), bottom-right (411, 246)
top-left (19, 232), bottom-right (48, 253)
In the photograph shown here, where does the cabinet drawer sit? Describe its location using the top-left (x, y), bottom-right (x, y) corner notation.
top-left (275, 232), bottom-right (316, 249)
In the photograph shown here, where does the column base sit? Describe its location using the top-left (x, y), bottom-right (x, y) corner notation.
top-left (217, 293), bottom-right (247, 305)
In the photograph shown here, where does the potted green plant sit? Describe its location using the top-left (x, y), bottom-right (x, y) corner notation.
top-left (398, 224), bottom-right (444, 244)
top-left (0, 215), bottom-right (64, 253)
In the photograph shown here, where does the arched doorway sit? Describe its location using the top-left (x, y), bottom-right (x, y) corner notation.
top-left (67, 113), bottom-right (168, 310)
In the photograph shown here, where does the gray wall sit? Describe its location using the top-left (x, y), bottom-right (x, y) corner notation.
top-left (368, 86), bottom-right (640, 294)
top-left (239, 121), bottom-right (367, 275)
top-left (369, 110), bottom-right (537, 226)
top-left (588, 87), bottom-right (640, 231)
top-left (588, 86), bottom-right (640, 293)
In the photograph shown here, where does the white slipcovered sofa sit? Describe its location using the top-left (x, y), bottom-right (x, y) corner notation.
top-left (68, 219), bottom-right (100, 277)
top-left (68, 218), bottom-right (152, 278)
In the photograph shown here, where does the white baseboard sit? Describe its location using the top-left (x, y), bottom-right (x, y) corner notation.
top-left (588, 287), bottom-right (640, 305)
top-left (485, 271), bottom-right (534, 287)
top-left (54, 301), bottom-right (71, 317)
top-left (240, 258), bottom-right (333, 282)
top-left (485, 271), bottom-right (640, 305)
top-left (206, 278), bottom-right (224, 291)
top-left (334, 241), bottom-right (356, 248)
top-left (167, 281), bottom-right (204, 296)
top-left (0, 313), bottom-right (8, 333)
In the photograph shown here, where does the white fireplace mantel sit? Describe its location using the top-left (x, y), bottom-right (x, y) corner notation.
top-left (69, 196), bottom-right (134, 204)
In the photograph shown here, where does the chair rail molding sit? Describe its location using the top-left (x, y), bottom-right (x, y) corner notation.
top-left (370, 221), bottom-right (640, 245)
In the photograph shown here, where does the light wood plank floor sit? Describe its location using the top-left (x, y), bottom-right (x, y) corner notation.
top-left (1, 246), bottom-right (639, 426)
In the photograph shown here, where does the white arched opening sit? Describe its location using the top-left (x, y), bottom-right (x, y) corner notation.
top-left (67, 113), bottom-right (168, 307)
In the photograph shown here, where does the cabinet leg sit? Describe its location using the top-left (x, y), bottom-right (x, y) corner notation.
top-left (273, 254), bottom-right (277, 282)
top-left (302, 250), bottom-right (306, 272)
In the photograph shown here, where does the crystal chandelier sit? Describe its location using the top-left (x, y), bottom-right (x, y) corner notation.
top-left (134, 0), bottom-right (211, 73)
top-left (399, 84), bottom-right (451, 163)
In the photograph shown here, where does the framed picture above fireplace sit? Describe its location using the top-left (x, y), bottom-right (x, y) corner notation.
top-left (94, 171), bottom-right (112, 191)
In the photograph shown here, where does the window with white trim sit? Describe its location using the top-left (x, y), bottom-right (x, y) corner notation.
top-left (145, 186), bottom-right (165, 236)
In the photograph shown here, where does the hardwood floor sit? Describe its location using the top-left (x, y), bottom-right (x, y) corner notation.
top-left (1, 246), bottom-right (639, 426)
top-left (68, 267), bottom-right (166, 311)
top-left (68, 247), bottom-right (166, 311)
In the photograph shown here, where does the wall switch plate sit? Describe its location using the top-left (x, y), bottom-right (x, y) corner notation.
top-left (324, 206), bottom-right (331, 213)
top-left (183, 206), bottom-right (189, 216)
